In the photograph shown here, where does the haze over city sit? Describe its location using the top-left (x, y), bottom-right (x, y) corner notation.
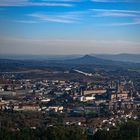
top-left (0, 0), bottom-right (140, 55)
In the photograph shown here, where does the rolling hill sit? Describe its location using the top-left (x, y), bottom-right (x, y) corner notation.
top-left (0, 55), bottom-right (140, 72)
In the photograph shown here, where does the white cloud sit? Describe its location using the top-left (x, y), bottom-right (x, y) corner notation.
top-left (42, 0), bottom-right (83, 1)
top-left (91, 9), bottom-right (140, 14)
top-left (0, 0), bottom-right (73, 7)
top-left (102, 19), bottom-right (140, 26)
top-left (90, 9), bottom-right (140, 26)
top-left (91, 0), bottom-right (138, 2)
top-left (91, 9), bottom-right (140, 17)
top-left (28, 12), bottom-right (81, 23)
top-left (13, 20), bottom-right (38, 24)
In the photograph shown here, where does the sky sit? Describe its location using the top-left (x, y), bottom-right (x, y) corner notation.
top-left (0, 0), bottom-right (140, 55)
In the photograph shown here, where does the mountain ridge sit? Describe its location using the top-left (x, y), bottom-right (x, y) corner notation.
top-left (0, 55), bottom-right (140, 72)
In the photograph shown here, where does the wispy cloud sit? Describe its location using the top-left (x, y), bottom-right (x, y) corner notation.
top-left (91, 0), bottom-right (138, 2)
top-left (0, 0), bottom-right (73, 7)
top-left (42, 0), bottom-right (83, 2)
top-left (13, 20), bottom-right (38, 24)
top-left (90, 9), bottom-right (140, 26)
top-left (102, 19), bottom-right (140, 26)
top-left (28, 12), bottom-right (82, 23)
top-left (91, 9), bottom-right (140, 14)
top-left (91, 9), bottom-right (140, 17)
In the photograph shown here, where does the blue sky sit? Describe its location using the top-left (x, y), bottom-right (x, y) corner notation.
top-left (0, 0), bottom-right (140, 55)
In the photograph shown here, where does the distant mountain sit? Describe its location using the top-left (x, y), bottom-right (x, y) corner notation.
top-left (1, 54), bottom-right (139, 63)
top-left (0, 55), bottom-right (140, 72)
top-left (57, 55), bottom-right (140, 71)
top-left (63, 55), bottom-right (113, 65)
top-left (0, 54), bottom-right (81, 60)
top-left (94, 54), bottom-right (140, 63)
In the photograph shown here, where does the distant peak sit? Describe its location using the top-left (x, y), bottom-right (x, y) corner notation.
top-left (83, 55), bottom-right (93, 58)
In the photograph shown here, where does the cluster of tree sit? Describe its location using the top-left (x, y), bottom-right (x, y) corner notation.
top-left (93, 120), bottom-right (140, 140)
top-left (0, 126), bottom-right (87, 140)
top-left (0, 120), bottom-right (140, 140)
top-left (0, 111), bottom-right (140, 140)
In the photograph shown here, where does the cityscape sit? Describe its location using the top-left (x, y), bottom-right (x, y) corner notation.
top-left (0, 0), bottom-right (140, 140)
top-left (0, 54), bottom-right (140, 140)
